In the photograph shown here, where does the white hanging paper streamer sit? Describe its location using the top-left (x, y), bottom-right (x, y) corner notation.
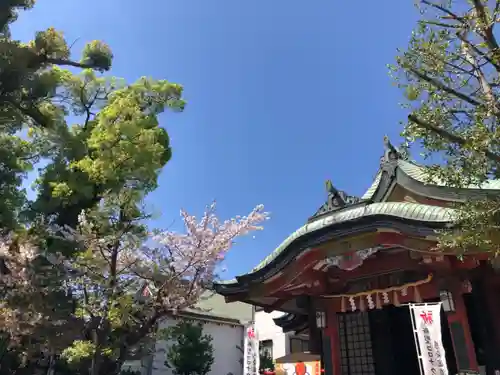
top-left (367, 294), bottom-right (375, 309)
top-left (382, 292), bottom-right (389, 304)
top-left (349, 296), bottom-right (356, 311)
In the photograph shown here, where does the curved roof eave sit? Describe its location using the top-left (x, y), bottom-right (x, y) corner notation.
top-left (273, 312), bottom-right (299, 325)
top-left (214, 201), bottom-right (455, 289)
top-left (273, 313), bottom-right (308, 331)
top-left (362, 159), bottom-right (500, 201)
top-left (362, 171), bottom-right (382, 200)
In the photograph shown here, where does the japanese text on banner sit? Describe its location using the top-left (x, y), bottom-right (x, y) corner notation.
top-left (243, 325), bottom-right (260, 375)
top-left (410, 303), bottom-right (449, 375)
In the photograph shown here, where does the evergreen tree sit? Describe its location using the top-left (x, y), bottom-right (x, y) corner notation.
top-left (163, 321), bottom-right (214, 375)
top-left (0, 1), bottom-right (113, 232)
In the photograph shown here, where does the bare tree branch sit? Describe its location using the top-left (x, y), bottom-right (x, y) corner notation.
top-left (406, 65), bottom-right (483, 106)
top-left (408, 114), bottom-right (500, 163)
top-left (421, 0), bottom-right (466, 23)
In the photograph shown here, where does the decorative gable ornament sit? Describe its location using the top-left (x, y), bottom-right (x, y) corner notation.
top-left (380, 135), bottom-right (408, 175)
top-left (324, 247), bottom-right (381, 271)
top-left (309, 180), bottom-right (362, 221)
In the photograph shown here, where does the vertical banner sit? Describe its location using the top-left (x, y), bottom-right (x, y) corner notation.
top-left (243, 324), bottom-right (260, 375)
top-left (409, 303), bottom-right (449, 375)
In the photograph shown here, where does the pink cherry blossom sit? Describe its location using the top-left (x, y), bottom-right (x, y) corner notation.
top-left (141, 202), bottom-right (269, 311)
top-left (0, 202), bottom-right (269, 351)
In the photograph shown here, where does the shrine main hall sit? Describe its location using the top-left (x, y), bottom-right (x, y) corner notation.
top-left (214, 138), bottom-right (500, 375)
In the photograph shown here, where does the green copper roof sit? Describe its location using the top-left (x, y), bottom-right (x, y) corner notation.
top-left (218, 202), bottom-right (455, 285)
top-left (252, 202), bottom-right (453, 271)
top-left (185, 291), bottom-right (253, 323)
top-left (138, 284), bottom-right (252, 322)
top-left (217, 138), bottom-right (500, 289)
top-left (399, 160), bottom-right (500, 189)
top-left (362, 159), bottom-right (500, 200)
top-left (361, 172), bottom-right (382, 200)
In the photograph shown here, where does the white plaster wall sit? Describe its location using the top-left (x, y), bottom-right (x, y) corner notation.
top-left (254, 310), bottom-right (288, 360)
top-left (151, 317), bottom-right (244, 375)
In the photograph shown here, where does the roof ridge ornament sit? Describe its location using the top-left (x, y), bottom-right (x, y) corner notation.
top-left (325, 179), bottom-right (339, 196)
top-left (308, 180), bottom-right (361, 221)
top-left (379, 136), bottom-right (405, 179)
top-left (382, 135), bottom-right (401, 162)
top-left (325, 179), bottom-right (346, 209)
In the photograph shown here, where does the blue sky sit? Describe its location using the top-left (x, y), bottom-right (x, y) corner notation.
top-left (13, 0), bottom-right (419, 278)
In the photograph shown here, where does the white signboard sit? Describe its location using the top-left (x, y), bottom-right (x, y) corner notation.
top-left (409, 303), bottom-right (449, 375)
top-left (243, 324), bottom-right (260, 375)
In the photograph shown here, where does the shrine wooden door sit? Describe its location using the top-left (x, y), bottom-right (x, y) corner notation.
top-left (338, 312), bottom-right (376, 375)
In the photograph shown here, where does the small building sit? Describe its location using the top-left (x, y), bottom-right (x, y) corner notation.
top-left (255, 308), bottom-right (309, 361)
top-left (123, 292), bottom-right (253, 375)
top-left (214, 138), bottom-right (500, 375)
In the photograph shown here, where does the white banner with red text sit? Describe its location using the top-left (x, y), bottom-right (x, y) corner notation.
top-left (243, 324), bottom-right (260, 375)
top-left (409, 302), bottom-right (449, 375)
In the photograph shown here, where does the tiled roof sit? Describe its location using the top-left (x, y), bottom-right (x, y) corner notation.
top-left (361, 172), bottom-right (382, 200)
top-left (184, 291), bottom-right (253, 323)
top-left (362, 159), bottom-right (500, 200)
top-left (218, 202), bottom-right (454, 284)
top-left (216, 138), bottom-right (500, 287)
top-left (137, 285), bottom-right (253, 323)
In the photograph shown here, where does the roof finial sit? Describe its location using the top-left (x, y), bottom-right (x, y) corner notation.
top-left (325, 179), bottom-right (338, 195)
top-left (309, 180), bottom-right (361, 222)
top-left (382, 135), bottom-right (400, 162)
top-left (384, 135), bottom-right (397, 153)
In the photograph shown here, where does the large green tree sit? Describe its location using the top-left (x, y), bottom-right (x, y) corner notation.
top-left (0, 71), bottom-right (185, 373)
top-left (392, 0), bottom-right (500, 255)
top-left (0, 1), bottom-right (183, 373)
top-left (0, 0), bottom-right (113, 233)
top-left (0, 64), bottom-right (186, 374)
top-left (52, 199), bottom-right (267, 375)
top-left (0, 5), bottom-right (270, 375)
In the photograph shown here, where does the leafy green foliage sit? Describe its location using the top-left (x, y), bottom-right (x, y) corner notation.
top-left (0, 4), bottom-right (268, 375)
top-left (0, 2), bottom-right (183, 374)
top-left (0, 135), bottom-right (33, 232)
top-left (391, 0), bottom-right (500, 254)
top-left (0, 2), bottom-right (116, 234)
top-left (62, 340), bottom-right (97, 364)
top-left (43, 198), bottom-right (266, 375)
top-left (22, 67), bottom-right (184, 369)
top-left (29, 67), bottom-right (184, 230)
top-left (81, 40), bottom-right (113, 71)
top-left (162, 321), bottom-right (214, 375)
top-left (0, 0), bottom-right (36, 38)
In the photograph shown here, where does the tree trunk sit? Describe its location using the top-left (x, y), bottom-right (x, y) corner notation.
top-left (97, 357), bottom-right (122, 375)
top-left (90, 329), bottom-right (102, 375)
top-left (45, 354), bottom-right (55, 375)
top-left (88, 341), bottom-right (128, 375)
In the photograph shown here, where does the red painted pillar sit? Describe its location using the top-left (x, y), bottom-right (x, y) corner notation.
top-left (445, 281), bottom-right (479, 371)
top-left (324, 305), bottom-right (341, 375)
top-left (483, 282), bottom-right (500, 350)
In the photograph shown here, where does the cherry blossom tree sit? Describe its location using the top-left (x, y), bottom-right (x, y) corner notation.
top-left (0, 201), bottom-right (269, 375)
top-left (0, 233), bottom-right (82, 374)
top-left (0, 235), bottom-right (41, 339)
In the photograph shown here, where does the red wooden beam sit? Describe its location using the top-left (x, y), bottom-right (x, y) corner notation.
top-left (327, 250), bottom-right (422, 281)
top-left (228, 232), bottom-right (440, 301)
top-left (262, 232), bottom-right (437, 294)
